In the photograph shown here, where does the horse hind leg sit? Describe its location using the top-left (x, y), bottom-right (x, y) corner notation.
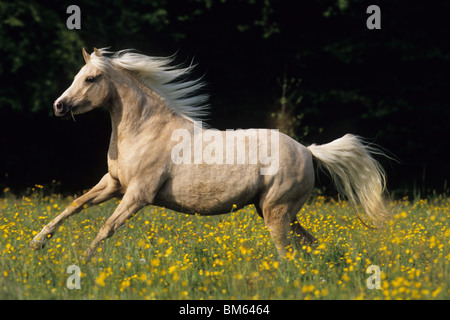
top-left (259, 199), bottom-right (298, 256)
top-left (262, 206), bottom-right (292, 257)
top-left (263, 211), bottom-right (317, 256)
top-left (289, 190), bottom-right (317, 248)
top-left (290, 217), bottom-right (317, 247)
top-left (260, 193), bottom-right (316, 256)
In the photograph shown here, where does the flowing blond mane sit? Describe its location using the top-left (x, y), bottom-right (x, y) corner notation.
top-left (90, 48), bottom-right (209, 122)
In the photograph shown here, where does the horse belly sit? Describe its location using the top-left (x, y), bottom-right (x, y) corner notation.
top-left (154, 164), bottom-right (261, 215)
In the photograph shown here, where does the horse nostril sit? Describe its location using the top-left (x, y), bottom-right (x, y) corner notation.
top-left (54, 101), bottom-right (64, 112)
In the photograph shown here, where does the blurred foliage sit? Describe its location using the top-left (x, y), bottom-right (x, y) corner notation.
top-left (0, 0), bottom-right (449, 193)
top-left (0, 0), bottom-right (84, 112)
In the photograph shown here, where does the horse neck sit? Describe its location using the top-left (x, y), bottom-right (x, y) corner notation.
top-left (108, 72), bottom-right (172, 131)
top-left (106, 71), bottom-right (190, 152)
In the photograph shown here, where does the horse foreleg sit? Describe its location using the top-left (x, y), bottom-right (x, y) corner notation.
top-left (30, 173), bottom-right (121, 250)
top-left (83, 188), bottom-right (146, 261)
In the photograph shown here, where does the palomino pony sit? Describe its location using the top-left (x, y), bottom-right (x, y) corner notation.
top-left (30, 48), bottom-right (389, 259)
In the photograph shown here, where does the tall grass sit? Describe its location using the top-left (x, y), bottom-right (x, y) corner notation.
top-left (0, 186), bottom-right (448, 299)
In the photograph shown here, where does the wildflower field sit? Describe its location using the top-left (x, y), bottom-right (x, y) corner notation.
top-left (0, 186), bottom-right (448, 300)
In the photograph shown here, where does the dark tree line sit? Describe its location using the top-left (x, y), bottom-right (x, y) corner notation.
top-left (1, 0), bottom-right (449, 196)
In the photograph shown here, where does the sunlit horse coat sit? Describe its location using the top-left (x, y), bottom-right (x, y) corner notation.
top-left (31, 48), bottom-right (389, 259)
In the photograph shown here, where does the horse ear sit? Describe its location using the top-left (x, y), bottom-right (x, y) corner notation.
top-left (82, 48), bottom-right (90, 64)
top-left (93, 47), bottom-right (102, 57)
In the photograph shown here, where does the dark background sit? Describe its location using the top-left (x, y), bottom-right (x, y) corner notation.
top-left (1, 0), bottom-right (449, 197)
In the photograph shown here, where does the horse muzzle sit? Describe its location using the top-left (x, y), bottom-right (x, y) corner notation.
top-left (53, 100), bottom-right (73, 117)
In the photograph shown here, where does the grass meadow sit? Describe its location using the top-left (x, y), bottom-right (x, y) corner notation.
top-left (0, 186), bottom-right (448, 300)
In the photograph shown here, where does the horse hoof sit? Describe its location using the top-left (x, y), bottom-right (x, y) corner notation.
top-left (29, 236), bottom-right (48, 250)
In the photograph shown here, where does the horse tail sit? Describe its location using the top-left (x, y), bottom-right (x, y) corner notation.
top-left (307, 134), bottom-right (389, 228)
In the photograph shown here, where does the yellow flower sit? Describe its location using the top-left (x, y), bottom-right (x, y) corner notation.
top-left (151, 258), bottom-right (160, 267)
top-left (302, 245), bottom-right (312, 253)
top-left (316, 243), bottom-right (326, 250)
top-left (139, 273), bottom-right (147, 282)
top-left (431, 286), bottom-right (442, 298)
top-left (95, 271), bottom-right (108, 287)
top-left (165, 246), bottom-right (173, 256)
top-left (119, 279), bottom-right (131, 292)
top-left (239, 245), bottom-right (248, 255)
top-left (168, 265), bottom-right (177, 274)
top-left (301, 285), bottom-right (314, 293)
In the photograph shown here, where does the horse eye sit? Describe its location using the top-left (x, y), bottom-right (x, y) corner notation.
top-left (85, 76), bottom-right (95, 83)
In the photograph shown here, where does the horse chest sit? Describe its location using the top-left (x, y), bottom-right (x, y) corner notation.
top-left (107, 155), bottom-right (132, 188)
top-left (107, 137), bottom-right (140, 187)
top-left (107, 143), bottom-right (160, 189)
